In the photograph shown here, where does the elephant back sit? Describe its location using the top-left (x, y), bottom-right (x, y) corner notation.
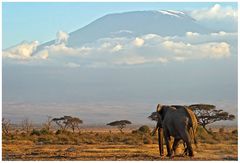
top-left (175, 106), bottom-right (197, 128)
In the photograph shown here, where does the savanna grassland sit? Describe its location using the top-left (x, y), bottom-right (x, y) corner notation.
top-left (2, 126), bottom-right (238, 161)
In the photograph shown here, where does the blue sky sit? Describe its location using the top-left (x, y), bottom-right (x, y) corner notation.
top-left (2, 2), bottom-right (237, 49)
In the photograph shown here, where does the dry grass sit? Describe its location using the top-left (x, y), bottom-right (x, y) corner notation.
top-left (2, 126), bottom-right (238, 161)
top-left (3, 143), bottom-right (237, 160)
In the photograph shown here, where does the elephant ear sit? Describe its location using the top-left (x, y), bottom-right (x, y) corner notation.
top-left (157, 104), bottom-right (169, 113)
top-left (156, 104), bottom-right (162, 112)
top-left (156, 104), bottom-right (168, 121)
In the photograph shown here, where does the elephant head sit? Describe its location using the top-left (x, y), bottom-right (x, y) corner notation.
top-left (156, 104), bottom-right (171, 121)
top-left (155, 104), bottom-right (166, 157)
top-left (155, 104), bottom-right (174, 156)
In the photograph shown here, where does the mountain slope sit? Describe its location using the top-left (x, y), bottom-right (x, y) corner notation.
top-left (37, 10), bottom-right (213, 50)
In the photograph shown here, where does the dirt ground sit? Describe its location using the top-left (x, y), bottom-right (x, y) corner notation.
top-left (2, 141), bottom-right (237, 161)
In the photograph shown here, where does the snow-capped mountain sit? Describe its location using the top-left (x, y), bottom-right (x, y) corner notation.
top-left (37, 10), bottom-right (213, 50)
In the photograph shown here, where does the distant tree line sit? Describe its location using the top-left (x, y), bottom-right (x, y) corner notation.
top-left (2, 103), bottom-right (235, 136)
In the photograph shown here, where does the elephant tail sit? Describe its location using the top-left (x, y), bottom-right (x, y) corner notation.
top-left (191, 127), bottom-right (198, 148)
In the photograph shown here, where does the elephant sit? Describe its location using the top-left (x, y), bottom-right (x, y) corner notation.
top-left (153, 104), bottom-right (198, 157)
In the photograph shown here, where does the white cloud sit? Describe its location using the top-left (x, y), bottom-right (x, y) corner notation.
top-left (133, 37), bottom-right (145, 47)
top-left (37, 50), bottom-right (49, 60)
top-left (186, 32), bottom-right (200, 37)
top-left (55, 31), bottom-right (69, 45)
top-left (111, 44), bottom-right (123, 52)
top-left (2, 41), bottom-right (39, 59)
top-left (163, 39), bottom-right (230, 60)
top-left (190, 4), bottom-right (237, 21)
top-left (46, 43), bottom-right (91, 56)
top-left (142, 34), bottom-right (160, 40)
top-left (211, 31), bottom-right (228, 36)
top-left (202, 42), bottom-right (230, 59)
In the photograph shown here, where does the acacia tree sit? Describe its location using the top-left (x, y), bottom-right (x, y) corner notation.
top-left (2, 118), bottom-right (11, 135)
top-left (189, 104), bottom-right (235, 133)
top-left (52, 116), bottom-right (83, 132)
top-left (66, 117), bottom-right (83, 132)
top-left (52, 116), bottom-right (68, 131)
top-left (107, 120), bottom-right (132, 133)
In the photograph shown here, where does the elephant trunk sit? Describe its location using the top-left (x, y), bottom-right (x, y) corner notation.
top-left (158, 127), bottom-right (164, 156)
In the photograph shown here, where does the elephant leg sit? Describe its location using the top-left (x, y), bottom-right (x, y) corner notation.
top-left (184, 143), bottom-right (188, 156)
top-left (163, 128), bottom-right (172, 157)
top-left (172, 138), bottom-right (181, 155)
top-left (158, 128), bottom-right (164, 156)
top-left (181, 141), bottom-right (188, 156)
top-left (180, 129), bottom-right (194, 157)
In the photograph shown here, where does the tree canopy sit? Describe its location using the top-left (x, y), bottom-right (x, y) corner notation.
top-left (189, 104), bottom-right (235, 132)
top-left (107, 120), bottom-right (132, 133)
top-left (52, 116), bottom-right (83, 132)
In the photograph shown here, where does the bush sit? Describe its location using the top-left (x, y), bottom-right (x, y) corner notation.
top-left (138, 125), bottom-right (151, 134)
top-left (31, 129), bottom-right (41, 136)
top-left (40, 128), bottom-right (50, 135)
top-left (232, 129), bottom-right (237, 135)
top-left (55, 130), bottom-right (62, 135)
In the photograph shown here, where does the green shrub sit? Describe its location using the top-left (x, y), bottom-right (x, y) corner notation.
top-left (31, 129), bottom-right (41, 136)
top-left (40, 128), bottom-right (50, 135)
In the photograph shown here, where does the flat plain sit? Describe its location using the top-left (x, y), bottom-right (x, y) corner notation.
top-left (2, 126), bottom-right (238, 161)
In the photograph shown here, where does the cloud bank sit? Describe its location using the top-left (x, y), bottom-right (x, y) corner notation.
top-left (2, 4), bottom-right (237, 67)
top-left (190, 4), bottom-right (238, 32)
top-left (3, 30), bottom-right (235, 67)
top-left (3, 41), bottom-right (39, 59)
top-left (190, 4), bottom-right (237, 21)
